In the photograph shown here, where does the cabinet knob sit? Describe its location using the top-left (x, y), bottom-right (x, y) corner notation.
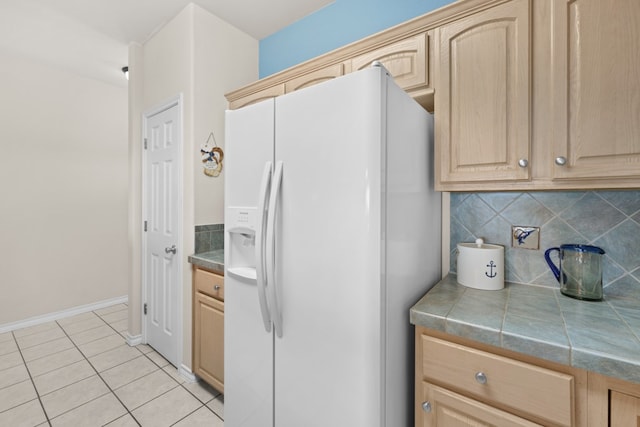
top-left (475, 372), bottom-right (488, 385)
top-left (518, 158), bottom-right (528, 168)
top-left (555, 156), bottom-right (567, 166)
top-left (421, 401), bottom-right (432, 413)
top-left (214, 285), bottom-right (221, 290)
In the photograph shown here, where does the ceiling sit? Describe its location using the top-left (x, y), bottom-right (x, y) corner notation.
top-left (0, 0), bottom-right (333, 87)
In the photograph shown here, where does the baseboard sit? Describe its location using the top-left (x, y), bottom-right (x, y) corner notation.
top-left (125, 332), bottom-right (143, 346)
top-left (0, 295), bottom-right (129, 334)
top-left (179, 364), bottom-right (198, 383)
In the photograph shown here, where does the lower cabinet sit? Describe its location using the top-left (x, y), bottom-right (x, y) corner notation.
top-left (420, 382), bottom-right (540, 426)
top-left (588, 372), bottom-right (640, 426)
top-left (416, 327), bottom-right (640, 426)
top-left (611, 391), bottom-right (640, 426)
top-left (415, 327), bottom-right (587, 426)
top-left (193, 267), bottom-right (224, 393)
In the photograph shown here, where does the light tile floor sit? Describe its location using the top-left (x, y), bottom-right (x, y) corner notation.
top-left (0, 304), bottom-right (224, 426)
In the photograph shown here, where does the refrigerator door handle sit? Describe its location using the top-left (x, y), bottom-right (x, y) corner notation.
top-left (255, 161), bottom-right (273, 333)
top-left (266, 161), bottom-right (284, 337)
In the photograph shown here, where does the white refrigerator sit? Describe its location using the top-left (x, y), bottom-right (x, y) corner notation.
top-left (224, 64), bottom-right (441, 427)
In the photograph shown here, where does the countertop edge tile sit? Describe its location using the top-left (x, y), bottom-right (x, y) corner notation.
top-left (411, 274), bottom-right (640, 385)
top-left (572, 348), bottom-right (640, 384)
top-left (188, 250), bottom-right (224, 274)
top-left (444, 319), bottom-right (502, 348)
top-left (409, 312), bottom-right (446, 332)
top-left (501, 331), bottom-right (571, 366)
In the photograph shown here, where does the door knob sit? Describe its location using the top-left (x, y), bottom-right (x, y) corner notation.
top-left (165, 245), bottom-right (177, 254)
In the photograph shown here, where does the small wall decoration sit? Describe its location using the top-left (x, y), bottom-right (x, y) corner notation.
top-left (200, 132), bottom-right (224, 177)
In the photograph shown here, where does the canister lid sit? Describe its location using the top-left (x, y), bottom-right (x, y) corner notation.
top-left (458, 238), bottom-right (503, 250)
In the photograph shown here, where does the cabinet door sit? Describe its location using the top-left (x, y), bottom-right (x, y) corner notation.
top-left (611, 391), bottom-right (640, 426)
top-left (419, 382), bottom-right (541, 427)
top-left (435, 0), bottom-right (531, 187)
top-left (550, 0), bottom-right (640, 180)
top-left (351, 33), bottom-right (430, 92)
top-left (228, 84), bottom-right (285, 110)
top-left (193, 292), bottom-right (224, 392)
top-left (285, 62), bottom-right (350, 93)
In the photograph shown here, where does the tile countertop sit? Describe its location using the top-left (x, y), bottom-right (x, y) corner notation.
top-left (188, 249), bottom-right (224, 274)
top-left (410, 274), bottom-right (640, 385)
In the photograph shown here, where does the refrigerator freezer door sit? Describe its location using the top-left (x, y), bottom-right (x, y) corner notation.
top-left (272, 68), bottom-right (386, 426)
top-left (225, 100), bottom-right (275, 427)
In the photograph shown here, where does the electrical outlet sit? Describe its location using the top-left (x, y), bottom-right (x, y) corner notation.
top-left (512, 226), bottom-right (540, 250)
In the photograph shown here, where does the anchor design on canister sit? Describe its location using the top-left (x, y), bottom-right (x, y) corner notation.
top-left (485, 261), bottom-right (497, 278)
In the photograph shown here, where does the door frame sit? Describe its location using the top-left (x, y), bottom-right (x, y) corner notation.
top-left (141, 94), bottom-right (184, 368)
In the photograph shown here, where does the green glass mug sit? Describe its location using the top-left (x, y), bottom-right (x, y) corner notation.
top-left (544, 244), bottom-right (605, 301)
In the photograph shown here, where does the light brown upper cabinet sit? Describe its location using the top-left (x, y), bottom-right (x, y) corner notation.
top-left (226, 0), bottom-right (639, 190)
top-left (550, 0), bottom-right (640, 181)
top-left (434, 0), bottom-right (531, 189)
top-left (284, 62), bottom-right (350, 93)
top-left (227, 30), bottom-right (434, 111)
top-left (435, 0), bottom-right (640, 190)
top-left (351, 32), bottom-right (432, 107)
top-left (228, 84), bottom-right (284, 110)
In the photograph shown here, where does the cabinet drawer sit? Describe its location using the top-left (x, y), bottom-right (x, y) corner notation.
top-left (194, 268), bottom-right (224, 301)
top-left (420, 335), bottom-right (574, 426)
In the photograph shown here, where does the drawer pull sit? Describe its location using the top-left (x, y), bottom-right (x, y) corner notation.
top-left (475, 372), bottom-right (487, 384)
top-left (214, 285), bottom-right (221, 290)
top-left (421, 401), bottom-right (432, 413)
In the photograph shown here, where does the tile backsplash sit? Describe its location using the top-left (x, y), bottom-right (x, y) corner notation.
top-left (195, 224), bottom-right (224, 253)
top-left (450, 191), bottom-right (640, 293)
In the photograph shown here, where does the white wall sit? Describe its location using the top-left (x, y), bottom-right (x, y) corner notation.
top-left (0, 51), bottom-right (129, 326)
top-left (193, 7), bottom-right (259, 225)
top-left (128, 3), bottom-right (257, 371)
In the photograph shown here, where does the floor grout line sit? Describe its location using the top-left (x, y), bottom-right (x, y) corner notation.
top-left (55, 313), bottom-right (143, 426)
top-left (0, 304), bottom-right (225, 426)
top-left (11, 329), bottom-right (53, 427)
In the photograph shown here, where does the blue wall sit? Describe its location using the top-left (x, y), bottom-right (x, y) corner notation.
top-left (259, 0), bottom-right (456, 78)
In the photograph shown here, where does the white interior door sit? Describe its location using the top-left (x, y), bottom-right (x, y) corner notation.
top-left (144, 101), bottom-right (181, 366)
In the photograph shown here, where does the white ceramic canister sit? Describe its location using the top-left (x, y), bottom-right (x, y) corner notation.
top-left (457, 238), bottom-right (504, 290)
